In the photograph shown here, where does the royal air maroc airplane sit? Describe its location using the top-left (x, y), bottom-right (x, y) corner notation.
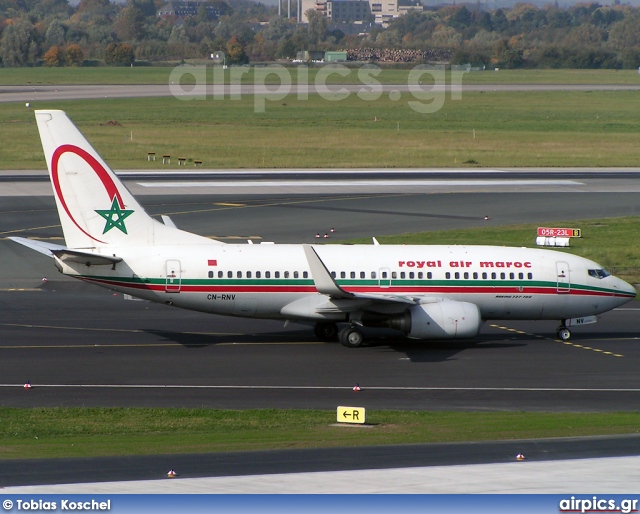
top-left (10, 110), bottom-right (637, 347)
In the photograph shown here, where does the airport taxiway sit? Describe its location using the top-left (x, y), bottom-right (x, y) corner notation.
top-left (2, 178), bottom-right (639, 491)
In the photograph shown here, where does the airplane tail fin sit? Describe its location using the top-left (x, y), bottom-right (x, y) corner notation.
top-left (35, 110), bottom-right (216, 249)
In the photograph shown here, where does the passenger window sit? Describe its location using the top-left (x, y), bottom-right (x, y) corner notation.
top-left (218, 271), bottom-right (223, 278)
top-left (247, 271), bottom-right (252, 278)
top-left (519, 273), bottom-right (524, 279)
top-left (509, 273), bottom-right (514, 279)
top-left (491, 272), bottom-right (496, 279)
top-left (303, 271), bottom-right (308, 278)
top-left (294, 271), bottom-right (299, 278)
top-left (275, 271), bottom-right (280, 278)
top-left (454, 272), bottom-right (460, 279)
top-left (208, 271), bottom-right (213, 278)
top-left (418, 272), bottom-right (423, 279)
top-left (284, 271), bottom-right (289, 278)
top-left (482, 272), bottom-right (487, 279)
top-left (445, 272), bottom-right (451, 279)
top-left (350, 272), bottom-right (356, 279)
top-left (500, 273), bottom-right (506, 279)
top-left (382, 271), bottom-right (387, 279)
top-left (227, 271), bottom-right (233, 278)
top-left (426, 272), bottom-right (432, 279)
top-left (237, 271), bottom-right (242, 278)
top-left (265, 271), bottom-right (271, 278)
top-left (340, 271), bottom-right (346, 279)
top-left (528, 273), bottom-right (533, 279)
top-left (371, 271), bottom-right (377, 279)
top-left (409, 272), bottom-right (414, 279)
top-left (464, 272), bottom-right (469, 279)
top-left (360, 271), bottom-right (365, 279)
top-left (256, 271), bottom-right (261, 278)
top-left (400, 272), bottom-right (405, 279)
top-left (331, 271), bottom-right (336, 278)
top-left (392, 272), bottom-right (397, 279)
top-left (473, 272), bottom-right (478, 279)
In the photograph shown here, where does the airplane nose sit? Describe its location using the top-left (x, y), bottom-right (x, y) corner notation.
top-left (616, 278), bottom-right (637, 300)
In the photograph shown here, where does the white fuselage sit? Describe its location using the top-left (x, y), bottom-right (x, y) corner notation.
top-left (57, 243), bottom-right (636, 322)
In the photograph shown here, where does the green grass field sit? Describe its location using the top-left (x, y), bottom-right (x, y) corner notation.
top-left (2, 408), bottom-right (639, 460)
top-left (3, 89), bottom-right (640, 169)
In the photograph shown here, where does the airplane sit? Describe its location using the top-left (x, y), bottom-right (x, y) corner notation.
top-left (10, 110), bottom-right (637, 348)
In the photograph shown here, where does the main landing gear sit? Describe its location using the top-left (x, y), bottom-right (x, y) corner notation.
top-left (313, 322), bottom-right (365, 348)
top-left (313, 322), bottom-right (339, 342)
top-left (338, 325), bottom-right (364, 348)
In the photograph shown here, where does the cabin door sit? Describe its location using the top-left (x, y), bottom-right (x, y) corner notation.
top-left (165, 260), bottom-right (182, 293)
top-left (556, 261), bottom-right (570, 293)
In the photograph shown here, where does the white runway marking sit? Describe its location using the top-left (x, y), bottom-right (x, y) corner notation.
top-left (137, 179), bottom-right (584, 188)
top-left (1, 384), bottom-right (639, 392)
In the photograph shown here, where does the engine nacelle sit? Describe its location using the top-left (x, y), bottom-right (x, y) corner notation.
top-left (389, 300), bottom-right (482, 339)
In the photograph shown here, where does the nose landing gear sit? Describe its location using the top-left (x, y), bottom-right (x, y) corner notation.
top-left (557, 325), bottom-right (571, 341)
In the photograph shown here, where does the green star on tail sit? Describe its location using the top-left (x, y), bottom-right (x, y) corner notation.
top-left (95, 196), bottom-right (134, 235)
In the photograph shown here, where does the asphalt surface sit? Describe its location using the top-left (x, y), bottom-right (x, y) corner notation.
top-left (2, 435), bottom-right (640, 488)
top-left (3, 83), bottom-right (640, 103)
top-left (2, 186), bottom-right (640, 489)
top-left (2, 190), bottom-right (640, 412)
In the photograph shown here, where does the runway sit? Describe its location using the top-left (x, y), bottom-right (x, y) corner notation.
top-left (3, 83), bottom-right (640, 103)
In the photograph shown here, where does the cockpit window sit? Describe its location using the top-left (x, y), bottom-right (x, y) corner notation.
top-left (588, 269), bottom-right (610, 279)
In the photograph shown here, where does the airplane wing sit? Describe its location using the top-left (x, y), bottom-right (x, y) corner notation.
top-left (303, 245), bottom-right (418, 305)
top-left (9, 237), bottom-right (122, 266)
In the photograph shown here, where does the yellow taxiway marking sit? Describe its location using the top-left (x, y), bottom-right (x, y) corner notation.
top-left (1, 236), bottom-right (65, 242)
top-left (207, 235), bottom-right (263, 240)
top-left (214, 202), bottom-right (246, 207)
top-left (0, 341), bottom-right (322, 349)
top-left (0, 224), bottom-right (61, 236)
top-left (489, 323), bottom-right (624, 357)
top-left (0, 323), bottom-right (321, 348)
top-left (0, 322), bottom-right (244, 336)
top-left (161, 192), bottom-right (413, 217)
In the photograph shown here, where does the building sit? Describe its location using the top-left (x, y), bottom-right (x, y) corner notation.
top-left (301, 0), bottom-right (422, 25)
top-left (326, 0), bottom-right (371, 22)
top-left (157, 1), bottom-right (224, 20)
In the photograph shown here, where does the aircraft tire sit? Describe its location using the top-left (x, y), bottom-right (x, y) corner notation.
top-left (339, 326), bottom-right (364, 348)
top-left (557, 327), bottom-right (571, 341)
top-left (314, 322), bottom-right (339, 341)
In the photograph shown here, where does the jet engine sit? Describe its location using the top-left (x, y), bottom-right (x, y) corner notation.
top-left (386, 300), bottom-right (482, 339)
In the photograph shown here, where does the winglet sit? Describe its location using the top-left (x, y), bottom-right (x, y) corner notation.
top-left (302, 245), bottom-right (353, 299)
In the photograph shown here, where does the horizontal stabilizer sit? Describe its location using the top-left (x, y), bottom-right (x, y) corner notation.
top-left (8, 237), bottom-right (66, 257)
top-left (51, 249), bottom-right (122, 266)
top-left (9, 237), bottom-right (122, 266)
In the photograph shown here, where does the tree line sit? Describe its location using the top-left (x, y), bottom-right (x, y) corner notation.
top-left (2, 0), bottom-right (640, 68)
